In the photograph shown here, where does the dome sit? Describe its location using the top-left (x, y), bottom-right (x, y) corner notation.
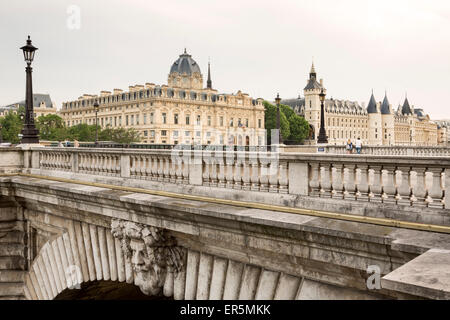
top-left (170, 49), bottom-right (201, 76)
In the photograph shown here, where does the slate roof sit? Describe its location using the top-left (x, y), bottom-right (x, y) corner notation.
top-left (402, 98), bottom-right (412, 115)
top-left (381, 94), bottom-right (391, 114)
top-left (170, 50), bottom-right (201, 76)
top-left (367, 93), bottom-right (378, 113)
top-left (1, 93), bottom-right (53, 109)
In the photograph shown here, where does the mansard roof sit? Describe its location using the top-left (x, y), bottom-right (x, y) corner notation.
top-left (2, 93), bottom-right (53, 109)
top-left (367, 93), bottom-right (378, 113)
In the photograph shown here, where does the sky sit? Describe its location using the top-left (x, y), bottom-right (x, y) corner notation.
top-left (1, 0), bottom-right (450, 119)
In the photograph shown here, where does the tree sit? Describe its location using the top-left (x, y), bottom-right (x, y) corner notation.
top-left (36, 114), bottom-right (67, 141)
top-left (263, 101), bottom-right (290, 144)
top-left (108, 127), bottom-right (142, 144)
top-left (0, 108), bottom-right (24, 144)
top-left (263, 101), bottom-right (310, 145)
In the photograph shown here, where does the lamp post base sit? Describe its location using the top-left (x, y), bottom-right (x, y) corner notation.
top-left (21, 125), bottom-right (39, 144)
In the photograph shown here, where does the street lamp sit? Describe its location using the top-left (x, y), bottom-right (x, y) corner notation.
top-left (317, 88), bottom-right (328, 144)
top-left (20, 36), bottom-right (39, 144)
top-left (275, 93), bottom-right (283, 144)
top-left (94, 101), bottom-right (99, 147)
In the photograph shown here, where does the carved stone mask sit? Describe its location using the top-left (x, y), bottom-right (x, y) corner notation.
top-left (111, 219), bottom-right (185, 296)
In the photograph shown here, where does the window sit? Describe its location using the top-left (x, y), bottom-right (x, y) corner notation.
top-left (161, 130), bottom-right (167, 136)
top-left (186, 115), bottom-right (190, 125)
top-left (174, 114), bottom-right (178, 124)
top-left (131, 115), bottom-right (134, 125)
top-left (173, 131), bottom-right (179, 137)
top-left (144, 114), bottom-right (147, 124)
top-left (220, 116), bottom-right (224, 126)
top-left (144, 130), bottom-right (148, 137)
top-left (196, 115), bottom-right (201, 125)
top-left (162, 113), bottom-right (167, 124)
top-left (245, 119), bottom-right (249, 127)
top-left (185, 131), bottom-right (190, 136)
top-left (150, 130), bottom-right (155, 137)
top-left (150, 112), bottom-right (154, 124)
top-left (126, 115), bottom-right (129, 126)
top-left (207, 132), bottom-right (211, 137)
top-left (136, 114), bottom-right (139, 125)
top-left (238, 118), bottom-right (242, 127)
top-left (196, 131), bottom-right (200, 137)
top-left (208, 116), bottom-right (211, 126)
top-left (119, 116), bottom-right (122, 126)
top-left (258, 119), bottom-right (262, 128)
top-left (114, 117), bottom-right (117, 127)
top-left (230, 118), bottom-right (234, 127)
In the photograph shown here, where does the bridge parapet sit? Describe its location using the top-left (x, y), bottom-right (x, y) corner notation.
top-left (27, 147), bottom-right (450, 211)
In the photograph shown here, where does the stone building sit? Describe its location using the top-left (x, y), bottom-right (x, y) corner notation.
top-left (0, 93), bottom-right (56, 119)
top-left (282, 64), bottom-right (439, 146)
top-left (60, 50), bottom-right (266, 146)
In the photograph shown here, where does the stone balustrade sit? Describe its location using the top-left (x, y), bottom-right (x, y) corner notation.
top-left (3, 147), bottom-right (450, 210)
top-left (303, 145), bottom-right (450, 156)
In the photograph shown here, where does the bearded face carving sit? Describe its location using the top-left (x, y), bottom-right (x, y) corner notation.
top-left (111, 219), bottom-right (185, 296)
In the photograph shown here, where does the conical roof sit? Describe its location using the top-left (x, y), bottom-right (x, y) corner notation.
top-left (402, 97), bottom-right (412, 115)
top-left (381, 93), bottom-right (391, 114)
top-left (367, 92), bottom-right (378, 113)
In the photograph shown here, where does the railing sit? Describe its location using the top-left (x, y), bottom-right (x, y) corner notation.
top-left (0, 147), bottom-right (447, 210)
top-left (317, 145), bottom-right (450, 156)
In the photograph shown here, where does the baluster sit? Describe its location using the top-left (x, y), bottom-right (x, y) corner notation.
top-left (250, 161), bottom-right (260, 191)
top-left (163, 157), bottom-right (170, 182)
top-left (156, 157), bottom-right (164, 181)
top-left (217, 161), bottom-right (226, 188)
top-left (427, 168), bottom-right (443, 208)
top-left (320, 163), bottom-right (332, 198)
top-left (202, 158), bottom-right (211, 186)
top-left (150, 156), bottom-right (158, 180)
top-left (210, 159), bottom-right (218, 187)
top-left (344, 164), bottom-right (356, 200)
top-left (139, 156), bottom-right (146, 179)
top-left (259, 163), bottom-right (269, 192)
top-left (241, 161), bottom-right (251, 191)
top-left (169, 158), bottom-right (177, 183)
top-left (396, 167), bottom-right (411, 206)
top-left (278, 162), bottom-right (288, 194)
top-left (369, 165), bottom-right (383, 202)
top-left (268, 161), bottom-right (279, 193)
top-left (182, 157), bottom-right (189, 184)
top-left (411, 167), bottom-right (427, 207)
top-left (331, 163), bottom-right (344, 199)
top-left (382, 166), bottom-right (397, 204)
top-left (356, 164), bottom-right (369, 201)
top-left (225, 161), bottom-right (234, 189)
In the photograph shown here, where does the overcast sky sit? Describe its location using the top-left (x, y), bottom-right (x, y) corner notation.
top-left (1, 0), bottom-right (449, 119)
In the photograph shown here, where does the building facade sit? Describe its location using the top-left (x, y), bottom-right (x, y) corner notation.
top-left (282, 64), bottom-right (439, 146)
top-left (0, 94), bottom-right (56, 119)
top-left (60, 50), bottom-right (266, 146)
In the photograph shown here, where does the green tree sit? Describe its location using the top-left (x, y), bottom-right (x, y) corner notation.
top-left (0, 108), bottom-right (24, 144)
top-left (264, 101), bottom-right (310, 145)
top-left (67, 124), bottom-right (98, 141)
top-left (263, 101), bottom-right (290, 144)
top-left (107, 127), bottom-right (142, 144)
top-left (36, 114), bottom-right (67, 141)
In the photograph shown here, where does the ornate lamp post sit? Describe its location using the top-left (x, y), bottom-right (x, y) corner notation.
top-left (317, 88), bottom-right (328, 144)
top-left (94, 101), bottom-right (99, 147)
top-left (20, 36), bottom-right (39, 144)
top-left (274, 93), bottom-right (283, 144)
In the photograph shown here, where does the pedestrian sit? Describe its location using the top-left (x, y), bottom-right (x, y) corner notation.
top-left (57, 141), bottom-right (64, 148)
top-left (74, 139), bottom-right (80, 148)
top-left (346, 139), bottom-right (353, 154)
top-left (355, 137), bottom-right (362, 154)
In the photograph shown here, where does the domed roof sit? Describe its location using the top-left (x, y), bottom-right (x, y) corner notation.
top-left (170, 49), bottom-right (201, 75)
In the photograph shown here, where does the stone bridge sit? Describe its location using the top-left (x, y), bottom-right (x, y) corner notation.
top-left (1, 146), bottom-right (450, 300)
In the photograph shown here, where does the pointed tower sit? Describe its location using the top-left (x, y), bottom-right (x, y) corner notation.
top-left (381, 92), bottom-right (394, 145)
top-left (402, 96), bottom-right (415, 145)
top-left (206, 61), bottom-right (212, 89)
top-left (367, 91), bottom-right (382, 145)
top-left (303, 62), bottom-right (325, 142)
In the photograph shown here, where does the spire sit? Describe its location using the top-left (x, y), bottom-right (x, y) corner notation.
top-left (402, 96), bottom-right (412, 115)
top-left (184, 48), bottom-right (187, 54)
top-left (381, 91), bottom-right (391, 114)
top-left (367, 92), bottom-right (378, 114)
top-left (207, 60), bottom-right (212, 89)
top-left (309, 61), bottom-right (317, 79)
